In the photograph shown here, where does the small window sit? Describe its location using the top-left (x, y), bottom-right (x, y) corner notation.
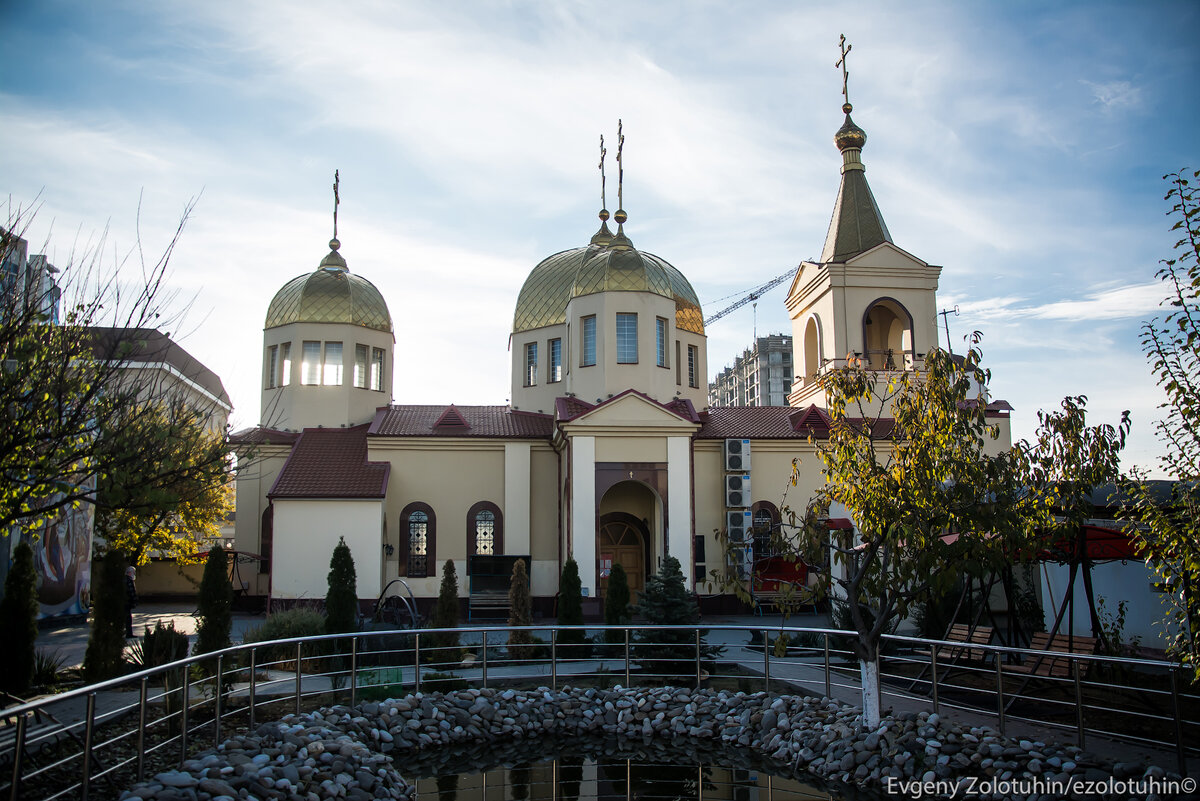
top-left (280, 342), bottom-right (291, 386)
top-left (467, 501), bottom-right (504, 558)
top-left (524, 342), bottom-right (538, 386)
top-left (371, 347), bottom-right (385, 391)
top-left (688, 344), bottom-right (698, 388)
top-left (323, 342), bottom-right (343, 386)
top-left (549, 338), bottom-right (562, 383)
top-left (581, 315), bottom-right (597, 367)
top-left (266, 346), bottom-right (278, 389)
top-left (656, 317), bottom-right (668, 367)
top-left (616, 313), bottom-right (637, 364)
top-left (354, 344), bottom-right (368, 388)
top-left (301, 341), bottom-right (321, 385)
top-left (675, 341), bottom-right (682, 385)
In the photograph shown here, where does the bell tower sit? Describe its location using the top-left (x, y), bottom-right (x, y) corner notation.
top-left (787, 36), bottom-right (941, 410)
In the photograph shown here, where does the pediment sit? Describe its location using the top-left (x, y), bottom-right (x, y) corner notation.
top-left (844, 241), bottom-right (928, 270)
top-left (562, 390), bottom-right (698, 431)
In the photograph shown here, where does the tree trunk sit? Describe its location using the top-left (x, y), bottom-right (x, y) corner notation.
top-left (859, 658), bottom-right (882, 728)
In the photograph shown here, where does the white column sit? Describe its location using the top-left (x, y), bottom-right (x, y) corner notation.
top-left (504, 442), bottom-right (532, 554)
top-left (571, 436), bottom-right (597, 598)
top-left (667, 435), bottom-right (693, 590)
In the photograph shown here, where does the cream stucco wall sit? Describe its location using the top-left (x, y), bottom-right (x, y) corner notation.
top-left (271, 499), bottom-right (384, 600)
top-left (233, 445), bottom-right (291, 597)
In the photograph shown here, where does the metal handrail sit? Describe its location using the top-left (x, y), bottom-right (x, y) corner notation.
top-left (0, 623), bottom-right (1194, 800)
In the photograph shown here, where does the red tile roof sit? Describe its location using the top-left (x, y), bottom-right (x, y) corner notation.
top-left (269, 424), bottom-right (389, 499)
top-left (369, 405), bottom-right (554, 438)
top-left (698, 405), bottom-right (896, 439)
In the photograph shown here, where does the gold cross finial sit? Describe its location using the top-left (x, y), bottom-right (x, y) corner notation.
top-left (332, 169), bottom-right (340, 241)
top-left (836, 34), bottom-right (853, 112)
top-left (616, 119), bottom-right (625, 213)
top-left (599, 134), bottom-right (608, 211)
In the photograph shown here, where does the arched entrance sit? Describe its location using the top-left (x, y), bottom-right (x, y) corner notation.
top-left (599, 512), bottom-right (650, 604)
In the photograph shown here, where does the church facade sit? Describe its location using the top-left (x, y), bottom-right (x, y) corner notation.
top-left (231, 104), bottom-right (1012, 616)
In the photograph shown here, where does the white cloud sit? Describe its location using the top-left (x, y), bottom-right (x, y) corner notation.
top-left (1082, 79), bottom-right (1142, 113)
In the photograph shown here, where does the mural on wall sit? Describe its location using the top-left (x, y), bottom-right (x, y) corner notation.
top-left (20, 490), bottom-right (94, 619)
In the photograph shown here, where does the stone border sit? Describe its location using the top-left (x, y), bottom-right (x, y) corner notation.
top-left (121, 686), bottom-right (1185, 801)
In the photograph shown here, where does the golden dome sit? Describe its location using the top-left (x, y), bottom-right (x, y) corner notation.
top-left (265, 243), bottom-right (392, 332)
top-left (834, 111), bottom-right (867, 152)
top-left (512, 234), bottom-right (703, 336)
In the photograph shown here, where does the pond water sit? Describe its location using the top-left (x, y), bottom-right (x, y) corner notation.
top-left (395, 735), bottom-right (877, 801)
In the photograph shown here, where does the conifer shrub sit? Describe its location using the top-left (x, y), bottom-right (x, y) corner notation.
top-left (325, 537), bottom-right (358, 634)
top-left (633, 556), bottom-right (722, 683)
top-left (507, 558), bottom-right (537, 659)
top-left (604, 562), bottom-right (632, 646)
top-left (0, 542), bottom-right (39, 694)
top-left (556, 558), bottom-right (589, 656)
top-left (84, 551), bottom-right (130, 682)
top-left (194, 544), bottom-right (232, 657)
top-left (427, 559), bottom-right (460, 662)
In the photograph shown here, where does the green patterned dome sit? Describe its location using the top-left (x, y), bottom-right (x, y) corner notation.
top-left (265, 242), bottom-right (392, 333)
top-left (512, 231), bottom-right (704, 336)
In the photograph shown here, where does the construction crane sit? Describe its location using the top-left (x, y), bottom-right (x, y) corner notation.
top-left (703, 267), bottom-right (798, 326)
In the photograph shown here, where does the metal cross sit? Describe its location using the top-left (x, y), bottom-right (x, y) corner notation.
top-left (599, 135), bottom-right (607, 210)
top-left (616, 119), bottom-right (625, 211)
top-left (332, 169), bottom-right (340, 240)
top-left (836, 34), bottom-right (853, 105)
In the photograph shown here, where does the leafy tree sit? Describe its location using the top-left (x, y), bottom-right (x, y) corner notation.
top-left (0, 542), bottom-right (40, 694)
top-left (325, 537), bottom-right (358, 634)
top-left (93, 395), bottom-right (233, 567)
top-left (1125, 168), bottom-right (1200, 680)
top-left (0, 203), bottom-right (209, 536)
top-left (193, 544), bottom-right (232, 656)
top-left (429, 559), bottom-right (460, 653)
top-left (603, 562), bottom-right (632, 645)
top-left (634, 555), bottom-right (720, 682)
top-left (84, 550), bottom-right (130, 681)
top-left (556, 558), bottom-right (589, 655)
top-left (507, 558), bottom-right (536, 658)
top-left (776, 343), bottom-right (1054, 726)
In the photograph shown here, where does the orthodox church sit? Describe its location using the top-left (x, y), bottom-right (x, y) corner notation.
top-left (231, 97), bottom-right (1013, 617)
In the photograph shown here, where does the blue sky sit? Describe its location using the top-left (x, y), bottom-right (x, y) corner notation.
top-left (2, 0), bottom-right (1197, 473)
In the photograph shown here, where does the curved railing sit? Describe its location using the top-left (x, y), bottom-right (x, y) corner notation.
top-left (0, 624), bottom-right (1194, 799)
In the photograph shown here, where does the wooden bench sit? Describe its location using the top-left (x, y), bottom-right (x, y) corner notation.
top-left (1007, 632), bottom-right (1097, 678)
top-left (751, 581), bottom-right (808, 614)
top-left (937, 624), bottom-right (994, 663)
top-left (467, 590), bottom-right (510, 621)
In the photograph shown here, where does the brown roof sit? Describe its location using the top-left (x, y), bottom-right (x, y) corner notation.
top-left (698, 405), bottom-right (897, 440)
top-left (269, 424), bottom-right (389, 499)
top-left (88, 327), bottom-right (231, 407)
top-left (229, 426), bottom-right (301, 446)
top-left (369, 405), bottom-right (554, 438)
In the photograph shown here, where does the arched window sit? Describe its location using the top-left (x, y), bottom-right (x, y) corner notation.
top-left (466, 501), bottom-right (504, 560)
top-left (750, 500), bottom-right (780, 561)
top-left (399, 502), bottom-right (436, 578)
top-left (803, 316), bottom-right (822, 384)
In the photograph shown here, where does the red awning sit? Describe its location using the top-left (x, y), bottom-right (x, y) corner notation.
top-left (1039, 525), bottom-right (1138, 563)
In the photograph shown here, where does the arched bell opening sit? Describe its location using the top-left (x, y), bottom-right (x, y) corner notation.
top-left (862, 297), bottom-right (914, 370)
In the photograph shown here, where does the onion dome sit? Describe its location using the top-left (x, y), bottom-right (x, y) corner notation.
top-left (512, 212), bottom-right (703, 336)
top-left (265, 238), bottom-right (393, 332)
top-left (834, 103), bottom-right (867, 152)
